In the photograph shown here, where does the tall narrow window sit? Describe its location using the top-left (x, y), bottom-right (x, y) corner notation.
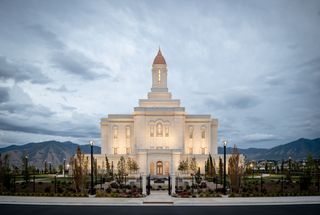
top-left (113, 126), bottom-right (118, 139)
top-left (156, 123), bottom-right (163, 136)
top-left (158, 69), bottom-right (161, 82)
top-left (126, 147), bottom-right (130, 154)
top-left (113, 147), bottom-right (118, 155)
top-left (126, 126), bottom-right (130, 139)
top-left (189, 147), bottom-right (193, 154)
top-left (150, 126), bottom-right (154, 137)
top-left (165, 126), bottom-right (169, 137)
top-left (201, 127), bottom-right (206, 139)
top-left (189, 126), bottom-right (193, 139)
top-left (201, 147), bottom-right (205, 154)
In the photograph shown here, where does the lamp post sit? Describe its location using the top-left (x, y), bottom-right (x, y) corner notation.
top-left (250, 163), bottom-right (254, 179)
top-left (89, 140), bottom-right (95, 196)
top-left (25, 155), bottom-right (29, 183)
top-left (63, 158), bottom-right (66, 177)
top-left (223, 140), bottom-right (227, 195)
top-left (288, 156), bottom-right (292, 175)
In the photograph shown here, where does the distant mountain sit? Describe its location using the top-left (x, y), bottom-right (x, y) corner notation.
top-left (218, 138), bottom-right (320, 160)
top-left (0, 140), bottom-right (101, 169)
top-left (0, 138), bottom-right (319, 169)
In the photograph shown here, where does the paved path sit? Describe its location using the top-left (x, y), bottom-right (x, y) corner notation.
top-left (0, 194), bottom-right (319, 206)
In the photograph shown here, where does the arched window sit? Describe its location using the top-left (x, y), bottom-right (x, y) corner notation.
top-left (156, 161), bottom-right (163, 175)
top-left (156, 123), bottom-right (163, 136)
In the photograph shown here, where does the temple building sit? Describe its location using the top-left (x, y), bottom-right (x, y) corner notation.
top-left (93, 49), bottom-right (221, 178)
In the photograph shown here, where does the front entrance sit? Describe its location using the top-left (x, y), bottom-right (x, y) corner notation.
top-left (150, 161), bottom-right (170, 176)
top-left (156, 161), bottom-right (163, 175)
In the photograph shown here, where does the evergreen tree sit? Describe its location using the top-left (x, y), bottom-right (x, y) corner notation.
top-left (189, 157), bottom-right (197, 175)
top-left (219, 156), bottom-right (223, 183)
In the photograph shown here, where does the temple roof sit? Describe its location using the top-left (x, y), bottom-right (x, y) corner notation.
top-left (153, 48), bottom-right (166, 65)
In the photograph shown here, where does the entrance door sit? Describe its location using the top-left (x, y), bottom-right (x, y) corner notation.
top-left (156, 161), bottom-right (163, 175)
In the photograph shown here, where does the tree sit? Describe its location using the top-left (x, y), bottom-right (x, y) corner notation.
top-left (219, 156), bottom-right (223, 183)
top-left (228, 145), bottom-right (243, 193)
top-left (127, 157), bottom-right (139, 174)
top-left (195, 167), bottom-right (202, 186)
top-left (0, 154), bottom-right (12, 191)
top-left (189, 157), bottom-right (197, 175)
top-left (178, 159), bottom-right (189, 173)
top-left (105, 155), bottom-right (112, 180)
top-left (116, 156), bottom-right (126, 185)
top-left (207, 154), bottom-right (216, 179)
top-left (70, 146), bottom-right (88, 192)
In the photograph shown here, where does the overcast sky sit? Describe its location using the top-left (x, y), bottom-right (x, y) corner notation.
top-left (0, 0), bottom-right (319, 149)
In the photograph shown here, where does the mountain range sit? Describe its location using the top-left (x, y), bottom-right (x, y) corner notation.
top-left (218, 138), bottom-right (320, 160)
top-left (0, 138), bottom-right (319, 169)
top-left (0, 141), bottom-right (100, 169)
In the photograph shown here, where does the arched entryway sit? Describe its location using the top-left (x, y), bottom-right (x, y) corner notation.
top-left (156, 161), bottom-right (163, 175)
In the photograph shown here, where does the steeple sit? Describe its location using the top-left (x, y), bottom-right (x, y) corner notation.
top-left (151, 48), bottom-right (168, 92)
top-left (136, 48), bottom-right (181, 108)
top-left (153, 48), bottom-right (166, 65)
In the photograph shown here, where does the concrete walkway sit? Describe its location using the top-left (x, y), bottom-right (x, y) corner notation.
top-left (0, 194), bottom-right (319, 206)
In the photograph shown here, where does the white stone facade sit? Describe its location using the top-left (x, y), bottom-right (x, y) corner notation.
top-left (94, 49), bottom-right (222, 176)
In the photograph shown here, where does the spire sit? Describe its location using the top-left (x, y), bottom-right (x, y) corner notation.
top-left (153, 47), bottom-right (166, 65)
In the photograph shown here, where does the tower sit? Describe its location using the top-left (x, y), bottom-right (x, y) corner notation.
top-left (151, 48), bottom-right (168, 92)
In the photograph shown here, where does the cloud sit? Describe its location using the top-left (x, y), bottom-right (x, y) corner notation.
top-left (0, 56), bottom-right (51, 84)
top-left (27, 24), bottom-right (65, 49)
top-left (243, 133), bottom-right (278, 143)
top-left (0, 87), bottom-right (10, 103)
top-left (60, 104), bottom-right (77, 111)
top-left (0, 86), bottom-right (55, 117)
top-left (51, 50), bottom-right (111, 80)
top-left (46, 85), bottom-right (74, 92)
top-left (204, 90), bottom-right (260, 110)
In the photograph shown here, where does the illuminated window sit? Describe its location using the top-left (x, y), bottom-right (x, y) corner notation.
top-left (201, 127), bottom-right (206, 139)
top-left (126, 147), bottom-right (130, 154)
top-left (113, 147), bottom-right (118, 155)
top-left (113, 126), bottom-right (118, 139)
top-left (189, 126), bottom-right (193, 139)
top-left (156, 123), bottom-right (163, 136)
top-left (150, 126), bottom-right (154, 137)
top-left (126, 126), bottom-right (130, 138)
top-left (189, 147), bottom-right (193, 154)
top-left (165, 126), bottom-right (169, 137)
top-left (201, 147), bottom-right (205, 154)
top-left (158, 69), bottom-right (161, 82)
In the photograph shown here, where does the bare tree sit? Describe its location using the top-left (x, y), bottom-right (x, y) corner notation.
top-left (70, 147), bottom-right (88, 193)
top-left (228, 145), bottom-right (243, 193)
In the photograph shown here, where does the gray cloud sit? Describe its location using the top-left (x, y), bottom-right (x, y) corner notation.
top-left (0, 87), bottom-right (10, 103)
top-left (0, 56), bottom-right (51, 84)
top-left (0, 118), bottom-right (99, 138)
top-left (51, 50), bottom-right (111, 80)
top-left (46, 85), bottom-right (74, 93)
top-left (204, 91), bottom-right (260, 110)
top-left (27, 24), bottom-right (65, 49)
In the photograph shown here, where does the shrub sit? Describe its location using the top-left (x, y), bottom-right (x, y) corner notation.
top-left (44, 186), bottom-right (51, 193)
